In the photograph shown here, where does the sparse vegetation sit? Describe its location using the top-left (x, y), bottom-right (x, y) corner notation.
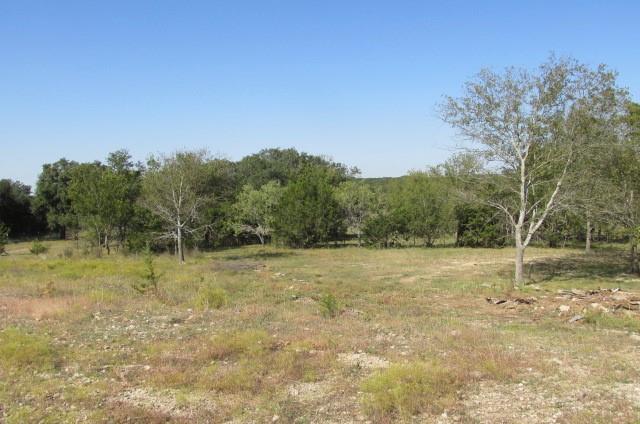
top-left (0, 240), bottom-right (639, 422)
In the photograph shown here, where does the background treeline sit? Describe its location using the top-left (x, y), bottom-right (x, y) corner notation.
top-left (1, 109), bottom-right (638, 259)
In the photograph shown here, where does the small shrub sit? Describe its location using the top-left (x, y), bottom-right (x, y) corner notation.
top-left (361, 361), bottom-right (459, 419)
top-left (319, 292), bottom-right (340, 318)
top-left (133, 245), bottom-right (160, 295)
top-left (194, 286), bottom-right (228, 310)
top-left (29, 241), bottom-right (48, 255)
top-left (0, 327), bottom-right (56, 370)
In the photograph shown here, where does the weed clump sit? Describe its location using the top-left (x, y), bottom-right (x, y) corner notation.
top-left (194, 286), bottom-right (228, 310)
top-left (361, 361), bottom-right (459, 419)
top-left (30, 241), bottom-right (48, 255)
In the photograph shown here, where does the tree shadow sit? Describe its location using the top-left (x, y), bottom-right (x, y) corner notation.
top-left (224, 250), bottom-right (297, 261)
top-left (522, 248), bottom-right (632, 284)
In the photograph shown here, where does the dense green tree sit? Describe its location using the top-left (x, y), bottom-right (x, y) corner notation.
top-left (0, 180), bottom-right (44, 237)
top-left (33, 159), bottom-right (79, 239)
top-left (455, 203), bottom-right (507, 248)
top-left (396, 172), bottom-right (453, 246)
top-left (273, 166), bottom-right (345, 247)
top-left (236, 148), bottom-right (356, 187)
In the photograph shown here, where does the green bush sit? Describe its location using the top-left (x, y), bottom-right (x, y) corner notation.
top-left (29, 240), bottom-right (48, 255)
top-left (455, 204), bottom-right (506, 248)
top-left (319, 293), bottom-right (340, 318)
top-left (194, 286), bottom-right (229, 310)
top-left (361, 361), bottom-right (459, 419)
top-left (0, 327), bottom-right (56, 370)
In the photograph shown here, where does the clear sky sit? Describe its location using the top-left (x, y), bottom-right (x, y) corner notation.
top-left (1, 1), bottom-right (639, 188)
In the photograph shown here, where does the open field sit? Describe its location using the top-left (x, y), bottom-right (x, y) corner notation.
top-left (1, 241), bottom-right (640, 423)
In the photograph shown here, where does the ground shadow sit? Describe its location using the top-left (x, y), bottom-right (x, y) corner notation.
top-left (224, 250), bottom-right (297, 261)
top-left (522, 248), bottom-right (633, 284)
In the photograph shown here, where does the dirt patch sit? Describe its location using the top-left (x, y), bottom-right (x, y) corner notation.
top-left (287, 381), bottom-right (332, 402)
top-left (0, 295), bottom-right (89, 320)
top-left (338, 352), bottom-right (389, 370)
top-left (115, 387), bottom-right (216, 417)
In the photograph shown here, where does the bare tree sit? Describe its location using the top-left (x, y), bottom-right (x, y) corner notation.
top-left (142, 150), bottom-right (211, 263)
top-left (441, 56), bottom-right (626, 285)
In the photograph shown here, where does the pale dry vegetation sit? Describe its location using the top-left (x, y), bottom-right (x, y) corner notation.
top-left (1, 240), bottom-right (639, 423)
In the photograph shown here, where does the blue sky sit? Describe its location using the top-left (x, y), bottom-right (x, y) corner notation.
top-left (1, 1), bottom-right (639, 188)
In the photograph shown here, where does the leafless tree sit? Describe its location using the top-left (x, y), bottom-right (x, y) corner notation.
top-left (142, 150), bottom-right (211, 263)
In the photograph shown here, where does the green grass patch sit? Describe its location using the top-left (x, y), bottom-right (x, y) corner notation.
top-left (361, 360), bottom-right (459, 419)
top-left (0, 327), bottom-right (57, 370)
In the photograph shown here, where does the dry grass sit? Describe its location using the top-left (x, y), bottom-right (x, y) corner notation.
top-left (0, 240), bottom-right (639, 422)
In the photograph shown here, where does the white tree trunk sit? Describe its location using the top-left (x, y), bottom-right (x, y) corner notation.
top-left (585, 219), bottom-right (592, 253)
top-left (177, 226), bottom-right (185, 264)
top-left (514, 225), bottom-right (525, 286)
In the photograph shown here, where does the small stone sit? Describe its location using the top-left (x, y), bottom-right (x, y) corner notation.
top-left (558, 305), bottom-right (570, 313)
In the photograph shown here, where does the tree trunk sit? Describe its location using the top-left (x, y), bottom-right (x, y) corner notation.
top-left (585, 219), bottom-right (592, 254)
top-left (514, 226), bottom-right (525, 286)
top-left (631, 239), bottom-right (639, 274)
top-left (177, 226), bottom-right (185, 264)
top-left (105, 233), bottom-right (110, 255)
top-left (257, 233), bottom-right (264, 245)
top-left (515, 245), bottom-right (525, 286)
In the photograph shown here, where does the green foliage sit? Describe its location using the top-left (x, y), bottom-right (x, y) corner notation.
top-left (0, 179), bottom-right (45, 238)
top-left (33, 158), bottom-right (79, 239)
top-left (0, 327), bottom-right (56, 370)
top-left (318, 292), bottom-right (340, 318)
top-left (194, 286), bottom-right (228, 310)
top-left (273, 166), bottom-right (345, 247)
top-left (455, 204), bottom-right (506, 248)
top-left (133, 245), bottom-right (160, 295)
top-left (395, 172), bottom-right (453, 246)
top-left (233, 181), bottom-right (283, 244)
top-left (335, 180), bottom-right (376, 243)
top-left (29, 240), bottom-right (48, 255)
top-left (0, 223), bottom-right (8, 255)
top-left (361, 361), bottom-right (459, 419)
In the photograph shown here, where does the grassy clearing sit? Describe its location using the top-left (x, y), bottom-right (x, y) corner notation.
top-left (0, 241), bottom-right (639, 422)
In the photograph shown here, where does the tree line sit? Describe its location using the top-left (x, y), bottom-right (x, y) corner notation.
top-left (1, 56), bottom-right (639, 285)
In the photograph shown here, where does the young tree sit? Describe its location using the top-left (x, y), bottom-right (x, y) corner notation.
top-left (142, 150), bottom-right (212, 263)
top-left (442, 56), bottom-right (627, 285)
top-left (68, 163), bottom-right (118, 254)
top-left (335, 180), bottom-right (376, 246)
top-left (233, 181), bottom-right (283, 245)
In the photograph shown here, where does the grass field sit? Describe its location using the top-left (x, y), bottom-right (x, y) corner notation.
top-left (1, 241), bottom-right (640, 423)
